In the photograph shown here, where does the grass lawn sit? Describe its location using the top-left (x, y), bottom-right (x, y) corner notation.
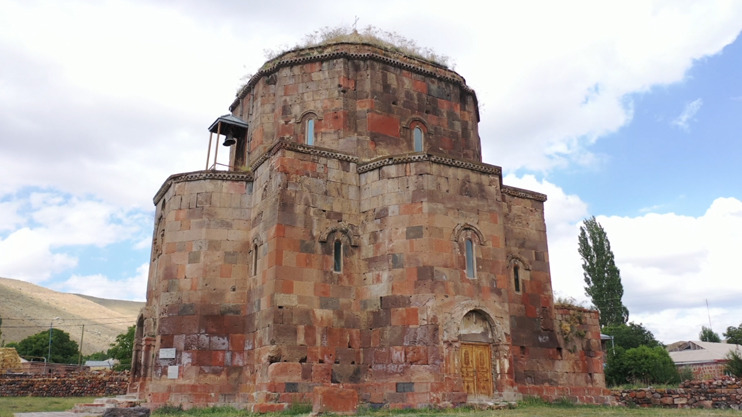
top-left (0, 397), bottom-right (96, 417)
top-left (149, 402), bottom-right (742, 417)
top-left (1, 398), bottom-right (739, 417)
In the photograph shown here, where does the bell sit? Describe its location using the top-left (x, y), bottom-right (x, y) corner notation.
top-left (222, 132), bottom-right (236, 147)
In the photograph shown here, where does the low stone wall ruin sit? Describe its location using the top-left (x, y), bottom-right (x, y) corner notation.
top-left (613, 377), bottom-right (742, 409)
top-left (0, 372), bottom-right (129, 397)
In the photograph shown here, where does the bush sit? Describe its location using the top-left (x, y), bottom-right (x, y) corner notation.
top-left (726, 348), bottom-right (742, 377)
top-left (15, 329), bottom-right (79, 364)
top-left (677, 366), bottom-right (694, 382)
top-left (263, 25), bottom-right (452, 68)
top-left (605, 345), bottom-right (680, 386)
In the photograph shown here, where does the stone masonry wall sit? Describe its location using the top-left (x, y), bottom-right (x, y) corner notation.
top-left (614, 377), bottom-right (742, 409)
top-left (132, 172), bottom-right (253, 406)
top-left (236, 43), bottom-right (480, 167)
top-left (0, 372), bottom-right (128, 397)
top-left (683, 363), bottom-right (728, 380)
top-left (135, 41), bottom-right (612, 412)
top-left (357, 159), bottom-right (507, 406)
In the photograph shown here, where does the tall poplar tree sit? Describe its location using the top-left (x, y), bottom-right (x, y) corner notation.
top-left (579, 216), bottom-right (629, 327)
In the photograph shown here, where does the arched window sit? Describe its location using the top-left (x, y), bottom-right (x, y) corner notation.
top-left (333, 240), bottom-right (342, 272)
top-left (252, 244), bottom-right (258, 276)
top-left (465, 239), bottom-right (475, 278)
top-left (413, 126), bottom-right (423, 152)
top-left (306, 118), bottom-right (315, 146)
top-left (513, 265), bottom-right (521, 292)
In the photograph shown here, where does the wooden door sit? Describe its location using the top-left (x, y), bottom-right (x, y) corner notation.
top-left (461, 343), bottom-right (493, 397)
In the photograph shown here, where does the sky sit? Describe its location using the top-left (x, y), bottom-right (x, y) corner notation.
top-left (0, 0), bottom-right (741, 344)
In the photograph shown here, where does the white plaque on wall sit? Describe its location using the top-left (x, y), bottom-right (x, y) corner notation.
top-left (167, 365), bottom-right (179, 379)
top-left (160, 348), bottom-right (176, 359)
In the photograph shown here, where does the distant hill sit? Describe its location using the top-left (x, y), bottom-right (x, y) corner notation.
top-left (0, 277), bottom-right (144, 358)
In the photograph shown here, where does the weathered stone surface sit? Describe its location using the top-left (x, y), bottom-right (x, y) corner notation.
top-left (132, 40), bottom-right (609, 412)
top-left (615, 377), bottom-right (742, 409)
top-left (313, 386), bottom-right (358, 414)
top-left (102, 407), bottom-right (151, 417)
top-left (0, 372), bottom-right (129, 397)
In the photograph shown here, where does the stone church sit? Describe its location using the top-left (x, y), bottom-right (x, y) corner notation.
top-left (129, 40), bottom-right (611, 412)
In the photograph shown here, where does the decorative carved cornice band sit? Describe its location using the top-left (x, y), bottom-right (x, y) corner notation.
top-left (152, 143), bottom-right (545, 205)
top-left (501, 185), bottom-right (547, 202)
top-left (250, 139), bottom-right (359, 173)
top-left (231, 44), bottom-right (477, 112)
top-left (356, 153), bottom-right (501, 176)
top-left (153, 170), bottom-right (253, 205)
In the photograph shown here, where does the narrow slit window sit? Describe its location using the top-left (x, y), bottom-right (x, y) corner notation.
top-left (333, 240), bottom-right (342, 272)
top-left (413, 126), bottom-right (423, 152)
top-left (252, 244), bottom-right (258, 276)
top-left (306, 118), bottom-right (315, 146)
top-left (514, 265), bottom-right (521, 292)
top-left (465, 239), bottom-right (475, 278)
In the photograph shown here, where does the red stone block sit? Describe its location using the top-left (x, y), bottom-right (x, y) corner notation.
top-left (319, 347), bottom-right (335, 364)
top-left (338, 76), bottom-right (356, 90)
top-left (313, 386), bottom-right (358, 414)
top-left (212, 351), bottom-right (226, 366)
top-left (307, 346), bottom-right (319, 363)
top-left (322, 111), bottom-right (347, 131)
top-left (374, 348), bottom-right (390, 364)
top-left (267, 363), bottom-right (302, 382)
top-left (405, 308), bottom-right (419, 326)
top-left (406, 346), bottom-right (428, 365)
top-left (312, 364), bottom-right (332, 383)
top-left (314, 282), bottom-right (331, 297)
top-left (368, 112), bottom-right (400, 137)
top-left (229, 334), bottom-right (246, 351)
top-left (348, 329), bottom-right (361, 349)
top-left (392, 280), bottom-right (415, 295)
top-left (413, 80), bottom-right (427, 94)
top-left (391, 308), bottom-right (406, 326)
top-left (253, 403), bottom-right (287, 413)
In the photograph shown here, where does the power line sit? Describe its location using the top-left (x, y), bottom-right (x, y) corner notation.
top-left (1, 317), bottom-right (137, 321)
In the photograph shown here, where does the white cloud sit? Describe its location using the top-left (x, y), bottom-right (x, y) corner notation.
top-left (0, 228), bottom-right (77, 283)
top-left (504, 174), bottom-right (589, 302)
top-left (0, 0), bottom-right (740, 205)
top-left (0, 190), bottom-right (151, 283)
top-left (671, 98), bottom-right (703, 131)
top-left (0, 200), bottom-right (24, 231)
top-left (51, 263), bottom-right (149, 301)
top-left (505, 175), bottom-right (742, 343)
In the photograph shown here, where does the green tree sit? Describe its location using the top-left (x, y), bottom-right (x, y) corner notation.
top-left (578, 216), bottom-right (629, 327)
top-left (605, 345), bottom-right (679, 386)
top-left (85, 351), bottom-right (109, 361)
top-left (725, 349), bottom-right (742, 377)
top-left (699, 326), bottom-right (721, 343)
top-left (623, 345), bottom-right (680, 385)
top-left (602, 322), bottom-right (661, 350)
top-left (108, 325), bottom-right (135, 371)
top-left (15, 329), bottom-right (79, 363)
top-left (723, 324), bottom-right (742, 345)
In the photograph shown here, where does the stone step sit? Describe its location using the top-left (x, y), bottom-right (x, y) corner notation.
top-left (72, 396), bottom-right (145, 415)
top-left (71, 403), bottom-right (107, 415)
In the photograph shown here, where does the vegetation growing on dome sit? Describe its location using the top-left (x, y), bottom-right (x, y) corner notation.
top-left (263, 25), bottom-right (452, 68)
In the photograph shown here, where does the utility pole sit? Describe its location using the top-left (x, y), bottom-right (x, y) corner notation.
top-left (706, 299), bottom-right (712, 329)
top-left (47, 321), bottom-right (54, 365)
top-left (78, 325), bottom-right (85, 367)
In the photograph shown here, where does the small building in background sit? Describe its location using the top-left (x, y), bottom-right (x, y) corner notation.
top-left (85, 359), bottom-right (118, 370)
top-left (668, 340), bottom-right (742, 379)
